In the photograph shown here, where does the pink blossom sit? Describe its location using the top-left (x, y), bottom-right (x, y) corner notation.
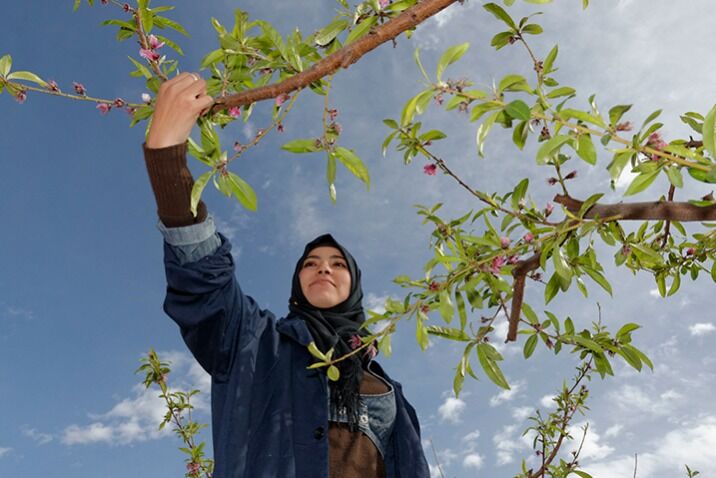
top-left (113, 98), bottom-right (125, 108)
top-left (327, 108), bottom-right (338, 121)
top-left (616, 121), bottom-right (633, 132)
top-left (564, 170), bottom-right (577, 180)
top-left (228, 106), bottom-right (241, 118)
top-left (15, 90), bottom-right (27, 104)
top-left (277, 123), bottom-right (285, 133)
top-left (186, 462), bottom-right (200, 474)
top-left (420, 304), bottom-right (430, 314)
top-left (275, 93), bottom-right (290, 107)
top-left (46, 80), bottom-right (59, 92)
top-left (489, 255), bottom-right (507, 274)
top-left (500, 236), bottom-right (510, 249)
top-left (423, 164), bottom-right (437, 176)
top-left (141, 93), bottom-right (152, 103)
top-left (100, 0), bottom-right (108, 4)
top-left (523, 232), bottom-right (534, 243)
top-left (348, 335), bottom-right (362, 350)
top-left (122, 3), bottom-right (131, 12)
top-left (139, 48), bottom-right (160, 62)
top-left (366, 344), bottom-right (378, 360)
top-left (73, 82), bottom-right (86, 95)
top-left (647, 132), bottom-right (668, 160)
top-left (686, 247), bottom-right (695, 256)
top-left (378, 0), bottom-right (390, 8)
top-left (125, 106), bottom-right (137, 115)
top-left (96, 103), bottom-right (111, 115)
top-left (508, 255), bottom-right (519, 265)
top-left (147, 34), bottom-right (165, 50)
top-left (545, 202), bottom-right (554, 216)
top-left (547, 177), bottom-right (558, 186)
top-left (233, 141), bottom-right (243, 152)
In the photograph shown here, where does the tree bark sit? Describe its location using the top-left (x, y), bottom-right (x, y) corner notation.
top-left (554, 194), bottom-right (716, 221)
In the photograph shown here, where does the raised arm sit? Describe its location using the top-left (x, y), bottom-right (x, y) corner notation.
top-left (143, 73), bottom-right (276, 379)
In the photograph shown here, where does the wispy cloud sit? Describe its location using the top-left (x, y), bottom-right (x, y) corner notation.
top-left (490, 380), bottom-right (524, 407)
top-left (689, 322), bottom-right (716, 336)
top-left (21, 425), bottom-right (53, 445)
top-left (61, 350), bottom-right (210, 447)
top-left (438, 395), bottom-right (466, 424)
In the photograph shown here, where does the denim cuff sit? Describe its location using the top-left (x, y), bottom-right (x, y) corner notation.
top-left (158, 215), bottom-right (222, 265)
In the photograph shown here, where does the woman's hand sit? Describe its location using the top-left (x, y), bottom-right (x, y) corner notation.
top-left (145, 72), bottom-right (214, 149)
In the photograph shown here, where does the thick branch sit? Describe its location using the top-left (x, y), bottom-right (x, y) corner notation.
top-left (554, 194), bottom-right (716, 222)
top-left (213, 0), bottom-right (459, 110)
top-left (508, 252), bottom-right (541, 342)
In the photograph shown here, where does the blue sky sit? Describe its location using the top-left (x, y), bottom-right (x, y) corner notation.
top-left (2, 1), bottom-right (716, 477)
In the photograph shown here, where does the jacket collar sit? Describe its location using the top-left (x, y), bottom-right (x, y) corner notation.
top-left (276, 314), bottom-right (314, 346)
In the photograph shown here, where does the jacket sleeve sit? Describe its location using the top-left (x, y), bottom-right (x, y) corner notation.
top-left (162, 231), bottom-right (277, 381)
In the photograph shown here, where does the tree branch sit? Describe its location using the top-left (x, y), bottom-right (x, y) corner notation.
top-left (554, 194), bottom-right (716, 222)
top-left (212, 0), bottom-right (460, 110)
top-left (508, 252), bottom-right (541, 342)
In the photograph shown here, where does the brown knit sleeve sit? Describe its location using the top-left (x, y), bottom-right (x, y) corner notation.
top-left (143, 141), bottom-right (208, 227)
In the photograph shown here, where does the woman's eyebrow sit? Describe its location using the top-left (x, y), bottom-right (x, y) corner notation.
top-left (304, 254), bottom-right (346, 261)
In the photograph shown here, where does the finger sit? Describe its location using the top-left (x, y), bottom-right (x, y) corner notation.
top-left (195, 95), bottom-right (216, 116)
top-left (184, 78), bottom-right (207, 98)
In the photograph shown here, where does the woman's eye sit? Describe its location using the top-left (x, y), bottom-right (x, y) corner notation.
top-left (334, 262), bottom-right (346, 268)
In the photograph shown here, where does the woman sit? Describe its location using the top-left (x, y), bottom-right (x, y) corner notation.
top-left (143, 72), bottom-right (430, 478)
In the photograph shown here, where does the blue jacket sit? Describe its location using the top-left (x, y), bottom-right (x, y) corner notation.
top-left (163, 233), bottom-right (430, 478)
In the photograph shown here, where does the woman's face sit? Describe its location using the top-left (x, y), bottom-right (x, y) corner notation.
top-left (298, 246), bottom-right (352, 309)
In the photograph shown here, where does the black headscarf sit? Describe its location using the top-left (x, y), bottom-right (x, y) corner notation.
top-left (289, 233), bottom-right (374, 430)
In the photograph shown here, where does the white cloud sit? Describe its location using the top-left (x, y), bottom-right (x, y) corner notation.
top-left (540, 394), bottom-right (556, 408)
top-left (428, 464), bottom-right (443, 478)
top-left (1, 304), bottom-right (34, 320)
top-left (463, 452), bottom-right (484, 469)
top-left (462, 429), bottom-right (481, 442)
top-left (21, 425), bottom-right (53, 445)
top-left (604, 424), bottom-right (623, 438)
top-left (490, 380), bottom-right (524, 407)
top-left (566, 422), bottom-right (614, 461)
top-left (689, 322), bottom-right (716, 336)
top-left (0, 447), bottom-right (11, 458)
top-left (585, 416), bottom-right (716, 477)
top-left (649, 288), bottom-right (661, 298)
top-left (438, 396), bottom-right (466, 424)
top-left (493, 424), bottom-right (527, 466)
top-left (512, 406), bottom-right (533, 421)
top-left (609, 384), bottom-right (683, 417)
top-left (62, 350), bottom-right (210, 446)
top-left (365, 293), bottom-right (389, 314)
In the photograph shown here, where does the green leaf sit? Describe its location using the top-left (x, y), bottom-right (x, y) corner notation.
top-left (416, 314), bottom-right (429, 350)
top-left (6, 70), bottom-right (46, 86)
top-left (307, 341), bottom-right (327, 360)
top-left (616, 323), bottom-right (640, 341)
top-left (315, 19), bottom-right (348, 46)
top-left (571, 335), bottom-right (604, 355)
top-left (498, 74), bottom-right (529, 93)
top-left (552, 246), bottom-right (572, 280)
top-left (521, 24), bottom-right (543, 35)
top-left (427, 325), bottom-right (470, 341)
top-left (543, 45), bottom-right (558, 73)
top-left (582, 266), bottom-right (612, 295)
top-left (688, 166), bottom-right (716, 184)
top-left (523, 334), bottom-right (538, 359)
top-left (536, 134), bottom-right (573, 165)
top-left (511, 178), bottom-right (529, 210)
top-left (327, 365), bottom-right (340, 381)
top-left (190, 171), bottom-right (213, 217)
top-left (476, 110), bottom-right (500, 157)
top-left (345, 16), bottom-right (377, 44)
top-left (226, 172), bottom-right (257, 211)
top-left (560, 108), bottom-right (605, 128)
top-left (200, 49), bottom-right (224, 69)
top-left (483, 3), bottom-right (517, 30)
top-left (476, 343), bottom-right (510, 389)
top-left (439, 290), bottom-right (454, 323)
top-left (608, 104), bottom-right (632, 126)
top-left (128, 56), bottom-right (153, 79)
top-left (436, 43), bottom-right (469, 81)
top-left (505, 100), bottom-right (531, 120)
top-left (282, 138), bottom-right (322, 153)
top-left (491, 31), bottom-right (513, 50)
top-left (0, 54), bottom-right (11, 77)
top-left (512, 120), bottom-right (529, 150)
top-left (334, 147), bottom-right (370, 189)
top-left (455, 290), bottom-right (468, 331)
top-left (413, 48), bottom-right (430, 82)
top-left (546, 86), bottom-right (575, 99)
top-left (702, 104), bottom-right (716, 160)
top-left (665, 166), bottom-right (683, 188)
top-left (572, 470), bottom-right (594, 478)
top-left (624, 169), bottom-right (660, 196)
top-left (576, 134), bottom-right (597, 165)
